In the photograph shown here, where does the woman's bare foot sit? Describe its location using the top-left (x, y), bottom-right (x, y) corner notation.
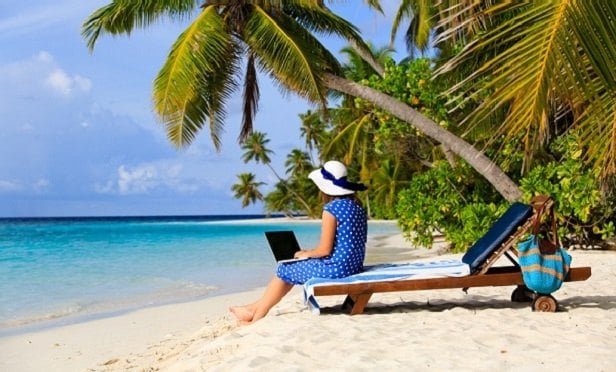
top-left (229, 306), bottom-right (253, 322)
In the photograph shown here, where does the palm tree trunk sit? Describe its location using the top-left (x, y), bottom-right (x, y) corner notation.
top-left (349, 39), bottom-right (385, 77)
top-left (266, 164), bottom-right (315, 216)
top-left (323, 73), bottom-right (522, 202)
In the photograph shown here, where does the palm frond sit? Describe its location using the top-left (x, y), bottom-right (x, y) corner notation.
top-left (244, 6), bottom-right (334, 105)
top-left (239, 54), bottom-right (260, 143)
top-left (405, 0), bottom-right (432, 54)
top-left (439, 0), bottom-right (616, 179)
top-left (82, 0), bottom-right (198, 51)
top-left (390, 0), bottom-right (413, 47)
top-left (153, 6), bottom-right (239, 149)
top-left (284, 1), bottom-right (379, 77)
top-left (439, 3), bottom-right (565, 161)
top-left (564, 1), bottom-right (616, 178)
top-left (433, 0), bottom-right (523, 48)
top-left (284, 2), bottom-right (364, 48)
top-left (577, 92), bottom-right (616, 177)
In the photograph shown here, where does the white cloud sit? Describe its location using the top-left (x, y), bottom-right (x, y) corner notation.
top-left (1, 51), bottom-right (92, 98)
top-left (45, 68), bottom-right (92, 96)
top-left (96, 161), bottom-right (217, 196)
top-left (0, 178), bottom-right (50, 194)
top-left (32, 178), bottom-right (50, 193)
top-left (36, 51), bottom-right (53, 63)
top-left (45, 69), bottom-right (72, 95)
top-left (0, 180), bottom-right (22, 192)
top-left (117, 165), bottom-right (158, 194)
top-left (74, 75), bottom-right (92, 92)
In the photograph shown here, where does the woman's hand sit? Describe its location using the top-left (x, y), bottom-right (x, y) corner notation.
top-left (294, 250), bottom-right (311, 259)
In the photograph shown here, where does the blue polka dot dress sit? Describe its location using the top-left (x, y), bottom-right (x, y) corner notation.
top-left (277, 198), bottom-right (367, 285)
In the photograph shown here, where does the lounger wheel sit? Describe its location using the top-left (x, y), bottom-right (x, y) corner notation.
top-left (531, 294), bottom-right (558, 312)
top-left (511, 285), bottom-right (534, 302)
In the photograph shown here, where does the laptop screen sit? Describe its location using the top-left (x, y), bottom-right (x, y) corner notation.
top-left (264, 231), bottom-right (301, 262)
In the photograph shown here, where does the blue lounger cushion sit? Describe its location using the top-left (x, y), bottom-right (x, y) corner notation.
top-left (462, 202), bottom-right (533, 273)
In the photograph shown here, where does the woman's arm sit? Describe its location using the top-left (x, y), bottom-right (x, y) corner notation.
top-left (295, 210), bottom-right (336, 259)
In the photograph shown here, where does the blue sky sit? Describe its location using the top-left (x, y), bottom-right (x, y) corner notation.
top-left (0, 1), bottom-right (405, 217)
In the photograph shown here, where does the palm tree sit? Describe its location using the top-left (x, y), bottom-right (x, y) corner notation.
top-left (241, 131), bottom-right (273, 165)
top-left (263, 184), bottom-right (293, 216)
top-left (322, 107), bottom-right (374, 169)
top-left (241, 131), bottom-right (313, 214)
top-left (298, 110), bottom-right (328, 163)
top-left (323, 43), bottom-right (400, 177)
top-left (83, 1), bottom-right (363, 149)
top-left (231, 172), bottom-right (265, 207)
top-left (82, 0), bottom-right (522, 201)
top-left (284, 149), bottom-right (312, 177)
top-left (339, 43), bottom-right (394, 81)
top-left (321, 73), bottom-right (521, 200)
top-left (371, 158), bottom-right (410, 215)
top-left (438, 1), bottom-right (616, 181)
top-left (391, 0), bottom-right (616, 183)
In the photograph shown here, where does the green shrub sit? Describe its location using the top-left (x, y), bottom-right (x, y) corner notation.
top-left (395, 161), bottom-right (504, 252)
top-left (519, 135), bottom-right (615, 245)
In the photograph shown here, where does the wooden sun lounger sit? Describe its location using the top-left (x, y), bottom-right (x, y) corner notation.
top-left (312, 201), bottom-right (592, 314)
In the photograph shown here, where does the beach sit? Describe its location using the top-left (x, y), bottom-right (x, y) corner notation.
top-left (1, 233), bottom-right (615, 371)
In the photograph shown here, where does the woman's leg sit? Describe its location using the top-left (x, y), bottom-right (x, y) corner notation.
top-left (229, 302), bottom-right (257, 322)
top-left (229, 276), bottom-right (294, 324)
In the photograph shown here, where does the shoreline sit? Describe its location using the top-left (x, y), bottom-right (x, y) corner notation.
top-left (0, 287), bottom-right (266, 372)
top-left (0, 221), bottom-right (405, 337)
top-left (3, 239), bottom-right (615, 371)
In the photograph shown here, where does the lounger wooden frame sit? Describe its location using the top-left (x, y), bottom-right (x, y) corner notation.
top-left (313, 211), bottom-right (592, 315)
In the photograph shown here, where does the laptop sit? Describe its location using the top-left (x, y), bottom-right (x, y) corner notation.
top-left (264, 231), bottom-right (308, 263)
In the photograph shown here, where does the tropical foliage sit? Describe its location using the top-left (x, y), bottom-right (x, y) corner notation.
top-left (82, 1), bottom-right (615, 251)
top-left (82, 0), bottom-right (366, 149)
top-left (433, 1), bottom-right (616, 182)
top-left (395, 156), bottom-right (510, 252)
top-left (82, 0), bottom-right (523, 201)
top-left (519, 135), bottom-right (616, 247)
top-left (251, 50), bottom-right (614, 249)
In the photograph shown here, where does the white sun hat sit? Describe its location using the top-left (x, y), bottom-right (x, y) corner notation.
top-left (308, 160), bottom-right (367, 196)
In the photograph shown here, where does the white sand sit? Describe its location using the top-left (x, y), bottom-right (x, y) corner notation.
top-left (2, 238), bottom-right (615, 371)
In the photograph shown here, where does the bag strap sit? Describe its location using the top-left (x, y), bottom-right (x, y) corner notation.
top-left (530, 195), bottom-right (552, 235)
top-left (530, 195), bottom-right (560, 253)
top-left (547, 202), bottom-right (559, 246)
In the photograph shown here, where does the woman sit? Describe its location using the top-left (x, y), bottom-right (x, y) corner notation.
top-left (230, 160), bottom-right (368, 324)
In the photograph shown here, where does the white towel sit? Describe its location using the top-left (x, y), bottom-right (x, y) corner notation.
top-left (303, 259), bottom-right (470, 314)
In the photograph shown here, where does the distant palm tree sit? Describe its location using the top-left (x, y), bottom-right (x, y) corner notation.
top-left (370, 158), bottom-right (410, 218)
top-left (323, 109), bottom-right (374, 170)
top-left (299, 110), bottom-right (328, 163)
top-left (241, 131), bottom-right (273, 165)
top-left (241, 131), bottom-right (313, 214)
top-left (231, 173), bottom-right (265, 208)
top-left (263, 182), bottom-right (299, 217)
top-left (284, 149), bottom-right (312, 177)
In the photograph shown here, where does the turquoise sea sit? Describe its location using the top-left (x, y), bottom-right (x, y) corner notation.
top-left (0, 215), bottom-right (400, 335)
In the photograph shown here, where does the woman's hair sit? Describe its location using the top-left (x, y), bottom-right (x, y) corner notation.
top-left (321, 192), bottom-right (362, 207)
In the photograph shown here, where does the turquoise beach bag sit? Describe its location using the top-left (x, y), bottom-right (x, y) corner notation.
top-left (518, 235), bottom-right (572, 294)
top-left (517, 195), bottom-right (572, 294)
